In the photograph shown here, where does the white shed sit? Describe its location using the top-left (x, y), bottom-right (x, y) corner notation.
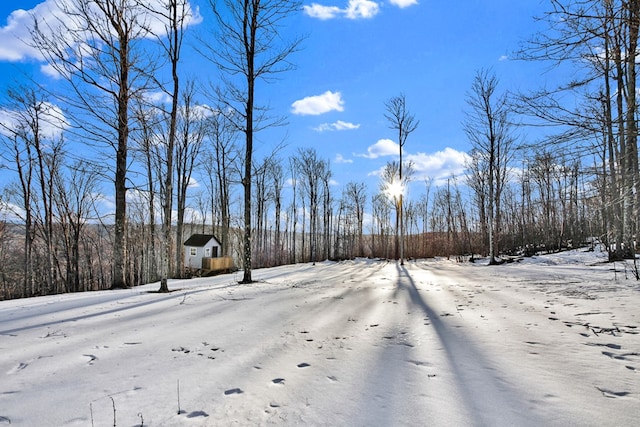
top-left (183, 234), bottom-right (222, 270)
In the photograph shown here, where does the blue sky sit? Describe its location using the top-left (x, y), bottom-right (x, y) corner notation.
top-left (0, 0), bottom-right (554, 200)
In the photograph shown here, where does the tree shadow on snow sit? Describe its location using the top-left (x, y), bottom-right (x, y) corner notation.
top-left (393, 262), bottom-right (542, 427)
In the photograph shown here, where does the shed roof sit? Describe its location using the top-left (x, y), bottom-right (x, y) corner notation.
top-left (183, 234), bottom-right (221, 247)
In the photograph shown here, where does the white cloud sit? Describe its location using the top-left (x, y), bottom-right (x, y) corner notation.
top-left (345, 0), bottom-right (380, 19)
top-left (0, 5), bottom-right (50, 61)
top-left (335, 153), bottom-right (353, 164)
top-left (365, 146), bottom-right (469, 184)
top-left (407, 147), bottom-right (469, 181)
top-left (313, 123), bottom-right (333, 132)
top-left (40, 62), bottom-right (64, 80)
top-left (303, 4), bottom-right (342, 20)
top-left (304, 0), bottom-right (380, 20)
top-left (191, 104), bottom-right (217, 119)
top-left (499, 55), bottom-right (509, 61)
top-left (313, 120), bottom-right (360, 132)
top-left (333, 120), bottom-right (360, 130)
top-left (146, 91), bottom-right (173, 104)
top-left (358, 138), bottom-right (399, 159)
top-left (145, 1), bottom-right (203, 38)
top-left (388, 0), bottom-right (418, 8)
top-left (188, 176), bottom-right (200, 188)
top-left (291, 90), bottom-right (345, 115)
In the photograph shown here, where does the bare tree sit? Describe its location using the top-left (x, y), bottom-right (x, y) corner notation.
top-left (201, 106), bottom-right (239, 258)
top-left (1, 84), bottom-right (74, 296)
top-left (252, 155), bottom-right (286, 266)
top-left (379, 160), bottom-right (414, 261)
top-left (140, 0), bottom-right (194, 292)
top-left (294, 148), bottom-right (331, 265)
top-left (30, 0), bottom-right (156, 288)
top-left (0, 203), bottom-right (18, 299)
top-left (269, 157), bottom-right (286, 264)
top-left (288, 156), bottom-right (299, 264)
top-left (516, 0), bottom-right (640, 260)
top-left (174, 82), bottom-right (206, 277)
top-left (343, 182), bottom-right (367, 257)
top-left (384, 94), bottom-right (419, 265)
top-left (428, 178), bottom-right (467, 257)
top-left (320, 159), bottom-right (333, 261)
top-left (466, 148), bottom-right (489, 255)
top-left (253, 155), bottom-right (273, 267)
top-left (464, 69), bottom-right (515, 264)
top-left (419, 178), bottom-right (432, 257)
top-left (371, 193), bottom-right (392, 259)
top-left (204, 0), bottom-right (302, 283)
top-left (1, 90), bottom-right (37, 296)
top-left (53, 160), bottom-right (100, 292)
top-left (131, 101), bottom-right (164, 284)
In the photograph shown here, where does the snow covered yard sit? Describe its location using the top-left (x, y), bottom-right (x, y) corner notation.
top-left (1, 250), bottom-right (639, 426)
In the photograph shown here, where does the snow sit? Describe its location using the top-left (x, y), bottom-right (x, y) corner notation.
top-left (1, 249), bottom-right (639, 426)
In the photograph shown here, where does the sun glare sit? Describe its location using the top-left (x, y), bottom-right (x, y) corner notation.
top-left (385, 179), bottom-right (404, 201)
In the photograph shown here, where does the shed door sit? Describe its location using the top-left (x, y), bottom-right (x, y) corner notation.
top-left (212, 247), bottom-right (218, 258)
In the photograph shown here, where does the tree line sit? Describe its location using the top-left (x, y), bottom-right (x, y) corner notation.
top-left (0, 0), bottom-right (637, 300)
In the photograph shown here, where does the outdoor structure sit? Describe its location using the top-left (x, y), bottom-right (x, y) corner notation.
top-left (183, 234), bottom-right (222, 270)
top-left (183, 234), bottom-right (234, 275)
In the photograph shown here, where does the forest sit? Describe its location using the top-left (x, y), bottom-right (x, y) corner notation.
top-left (1, 0), bottom-right (639, 299)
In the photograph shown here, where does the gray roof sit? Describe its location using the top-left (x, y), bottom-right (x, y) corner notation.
top-left (183, 234), bottom-right (221, 247)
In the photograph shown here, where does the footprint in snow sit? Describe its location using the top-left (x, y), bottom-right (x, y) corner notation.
top-left (602, 351), bottom-right (632, 360)
top-left (297, 362), bottom-right (311, 368)
top-left (83, 354), bottom-right (98, 365)
top-left (585, 342), bottom-right (622, 350)
top-left (186, 410), bottom-right (209, 418)
top-left (224, 388), bottom-right (244, 395)
top-left (7, 362), bottom-right (28, 375)
top-left (272, 378), bottom-right (285, 385)
top-left (408, 360), bottom-right (432, 367)
top-left (595, 386), bottom-right (631, 398)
